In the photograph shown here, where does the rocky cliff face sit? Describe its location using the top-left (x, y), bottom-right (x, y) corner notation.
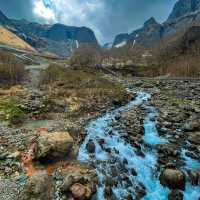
top-left (0, 10), bottom-right (98, 57)
top-left (45, 24), bottom-right (97, 44)
top-left (159, 25), bottom-right (200, 58)
top-left (112, 0), bottom-right (200, 48)
top-left (167, 0), bottom-right (200, 21)
top-left (0, 10), bottom-right (13, 26)
top-left (113, 17), bottom-right (163, 48)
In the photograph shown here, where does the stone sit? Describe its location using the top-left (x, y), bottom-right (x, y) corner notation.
top-left (20, 172), bottom-right (54, 200)
top-left (60, 164), bottom-right (97, 199)
top-left (183, 118), bottom-right (200, 132)
top-left (60, 176), bottom-right (74, 192)
top-left (188, 132), bottom-right (200, 145)
top-left (188, 170), bottom-right (200, 186)
top-left (36, 131), bottom-right (74, 160)
top-left (160, 169), bottom-right (185, 190)
top-left (7, 151), bottom-right (21, 159)
top-left (131, 168), bottom-right (137, 176)
top-left (70, 183), bottom-right (86, 199)
top-left (168, 190), bottom-right (183, 200)
top-left (86, 140), bottom-right (95, 154)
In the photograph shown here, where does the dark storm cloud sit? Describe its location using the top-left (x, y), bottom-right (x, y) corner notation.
top-left (0, 0), bottom-right (177, 43)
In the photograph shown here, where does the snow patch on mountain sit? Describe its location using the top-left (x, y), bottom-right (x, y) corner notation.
top-left (115, 41), bottom-right (127, 48)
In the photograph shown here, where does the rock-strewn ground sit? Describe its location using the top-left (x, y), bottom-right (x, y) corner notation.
top-left (0, 64), bottom-right (130, 200)
top-left (1, 60), bottom-right (200, 200)
top-left (128, 79), bottom-right (200, 198)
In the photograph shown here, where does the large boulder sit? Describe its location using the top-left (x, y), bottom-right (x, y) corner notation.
top-left (70, 183), bottom-right (89, 199)
top-left (60, 164), bottom-right (97, 200)
top-left (20, 172), bottom-right (54, 200)
top-left (160, 169), bottom-right (185, 190)
top-left (36, 131), bottom-right (74, 160)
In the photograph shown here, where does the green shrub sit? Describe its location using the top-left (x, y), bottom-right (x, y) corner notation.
top-left (0, 98), bottom-right (25, 125)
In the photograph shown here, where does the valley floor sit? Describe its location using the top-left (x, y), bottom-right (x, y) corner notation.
top-left (0, 61), bottom-right (200, 200)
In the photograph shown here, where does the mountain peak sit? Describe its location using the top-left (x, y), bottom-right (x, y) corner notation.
top-left (0, 9), bottom-right (12, 26)
top-left (144, 17), bottom-right (158, 27)
top-left (168, 0), bottom-right (200, 21)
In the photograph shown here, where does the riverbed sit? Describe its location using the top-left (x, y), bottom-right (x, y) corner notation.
top-left (78, 91), bottom-right (200, 200)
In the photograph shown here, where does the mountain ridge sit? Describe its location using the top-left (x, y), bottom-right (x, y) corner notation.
top-left (112, 0), bottom-right (200, 48)
top-left (0, 10), bottom-right (98, 57)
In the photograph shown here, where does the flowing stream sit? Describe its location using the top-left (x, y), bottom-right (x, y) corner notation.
top-left (78, 91), bottom-right (200, 200)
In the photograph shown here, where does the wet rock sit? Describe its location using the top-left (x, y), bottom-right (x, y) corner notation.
top-left (123, 158), bottom-right (128, 165)
top-left (36, 131), bottom-right (74, 160)
top-left (111, 166), bottom-right (118, 177)
top-left (188, 132), bottom-right (200, 145)
top-left (98, 138), bottom-right (105, 146)
top-left (105, 186), bottom-right (112, 197)
top-left (131, 168), bottom-right (137, 176)
top-left (188, 170), bottom-right (200, 186)
top-left (135, 182), bottom-right (146, 199)
top-left (20, 172), bottom-right (54, 200)
top-left (86, 140), bottom-right (96, 154)
top-left (115, 115), bottom-right (121, 121)
top-left (157, 144), bottom-right (180, 157)
top-left (112, 100), bottom-right (122, 107)
top-left (183, 117), bottom-right (200, 132)
top-left (120, 108), bottom-right (143, 138)
top-left (160, 169), bottom-right (185, 190)
top-left (168, 190), bottom-right (183, 200)
top-left (125, 194), bottom-right (133, 200)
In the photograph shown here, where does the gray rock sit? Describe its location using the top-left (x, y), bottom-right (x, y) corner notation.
top-left (188, 170), bottom-right (200, 186)
top-left (188, 132), bottom-right (200, 145)
top-left (86, 140), bottom-right (96, 154)
top-left (168, 190), bottom-right (183, 200)
top-left (36, 131), bottom-right (74, 160)
top-left (20, 172), bottom-right (54, 200)
top-left (160, 169), bottom-right (185, 190)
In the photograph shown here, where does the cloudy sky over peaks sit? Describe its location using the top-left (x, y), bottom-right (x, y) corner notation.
top-left (0, 0), bottom-right (176, 43)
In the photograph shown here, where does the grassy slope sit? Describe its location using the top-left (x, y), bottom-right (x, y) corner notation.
top-left (0, 26), bottom-right (36, 52)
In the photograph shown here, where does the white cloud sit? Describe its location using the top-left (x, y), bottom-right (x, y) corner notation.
top-left (33, 0), bottom-right (55, 22)
top-left (32, 0), bottom-right (105, 42)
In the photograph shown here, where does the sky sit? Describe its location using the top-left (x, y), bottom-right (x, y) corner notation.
top-left (0, 0), bottom-right (177, 44)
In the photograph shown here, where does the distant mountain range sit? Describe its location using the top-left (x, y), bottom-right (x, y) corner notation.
top-left (1, 0), bottom-right (200, 57)
top-left (111, 0), bottom-right (200, 49)
top-left (0, 10), bottom-right (98, 57)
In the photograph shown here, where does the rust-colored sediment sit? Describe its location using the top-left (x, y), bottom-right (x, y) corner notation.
top-left (21, 143), bottom-right (39, 176)
top-left (21, 128), bottom-right (79, 177)
top-left (21, 142), bottom-right (73, 176)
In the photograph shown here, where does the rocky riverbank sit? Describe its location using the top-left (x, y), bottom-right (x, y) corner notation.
top-left (128, 79), bottom-right (200, 199)
top-left (0, 65), bottom-right (131, 200)
top-left (0, 62), bottom-right (200, 200)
